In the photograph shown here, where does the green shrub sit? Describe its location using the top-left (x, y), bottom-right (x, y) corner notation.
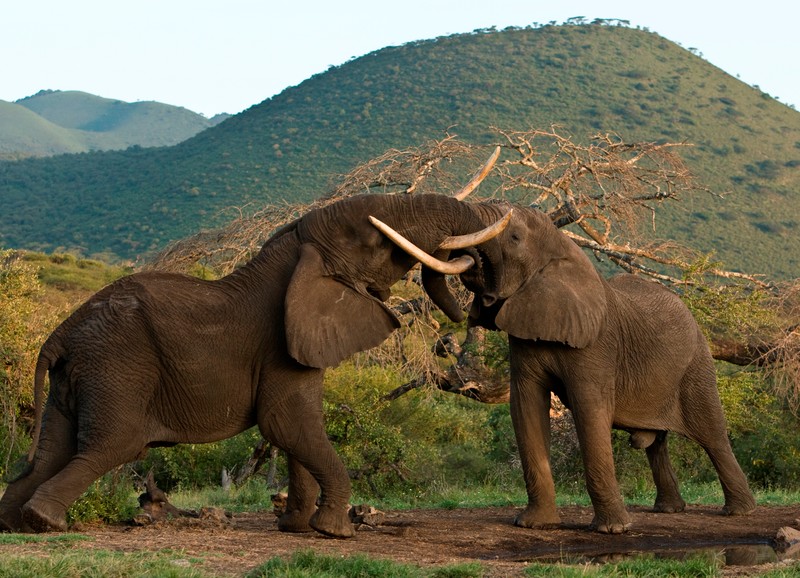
top-left (0, 251), bottom-right (45, 477)
top-left (66, 470), bottom-right (138, 525)
top-left (138, 427), bottom-right (267, 491)
top-left (724, 371), bottom-right (800, 488)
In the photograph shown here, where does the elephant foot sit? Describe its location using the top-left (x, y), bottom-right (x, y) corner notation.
top-left (0, 507), bottom-right (24, 532)
top-left (653, 497), bottom-right (686, 513)
top-left (514, 505), bottom-right (561, 529)
top-left (589, 510), bottom-right (631, 534)
top-left (21, 502), bottom-right (68, 533)
top-left (722, 494), bottom-right (756, 516)
top-left (309, 504), bottom-right (354, 539)
top-left (277, 508), bottom-right (315, 533)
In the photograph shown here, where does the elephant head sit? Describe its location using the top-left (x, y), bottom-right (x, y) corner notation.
top-left (283, 192), bottom-right (510, 368)
top-left (463, 204), bottom-right (607, 348)
top-left (280, 149), bottom-right (509, 369)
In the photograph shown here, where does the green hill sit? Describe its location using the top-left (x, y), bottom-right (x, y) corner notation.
top-left (1, 90), bottom-right (227, 158)
top-left (0, 100), bottom-right (88, 158)
top-left (0, 24), bottom-right (798, 277)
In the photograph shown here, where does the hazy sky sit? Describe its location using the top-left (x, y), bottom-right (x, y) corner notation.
top-left (3, 1), bottom-right (798, 117)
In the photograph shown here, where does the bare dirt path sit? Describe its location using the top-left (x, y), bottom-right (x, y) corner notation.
top-left (6, 505), bottom-right (800, 576)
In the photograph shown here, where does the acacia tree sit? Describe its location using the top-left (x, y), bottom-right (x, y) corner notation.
top-left (149, 127), bottom-right (800, 413)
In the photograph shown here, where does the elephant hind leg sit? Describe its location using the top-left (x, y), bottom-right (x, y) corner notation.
top-left (680, 361), bottom-right (755, 515)
top-left (703, 443), bottom-right (756, 515)
top-left (0, 406), bottom-right (77, 532)
top-left (21, 445), bottom-right (143, 533)
top-left (20, 416), bottom-right (147, 533)
top-left (645, 432), bottom-right (686, 513)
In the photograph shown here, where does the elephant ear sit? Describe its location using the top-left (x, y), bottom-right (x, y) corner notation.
top-left (285, 243), bottom-right (400, 368)
top-left (495, 250), bottom-right (607, 349)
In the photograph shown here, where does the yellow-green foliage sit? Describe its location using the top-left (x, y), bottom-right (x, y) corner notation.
top-left (0, 251), bottom-right (46, 475)
top-left (23, 251), bottom-right (131, 293)
top-left (323, 362), bottom-right (495, 497)
top-left (680, 254), bottom-right (779, 343)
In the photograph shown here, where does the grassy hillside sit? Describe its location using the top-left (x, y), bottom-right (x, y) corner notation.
top-left (1, 90), bottom-right (226, 158)
top-left (0, 100), bottom-right (88, 158)
top-left (0, 24), bottom-right (798, 277)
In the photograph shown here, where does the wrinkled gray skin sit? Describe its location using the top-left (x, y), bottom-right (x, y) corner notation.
top-left (456, 203), bottom-right (756, 534)
top-left (0, 193), bottom-right (499, 536)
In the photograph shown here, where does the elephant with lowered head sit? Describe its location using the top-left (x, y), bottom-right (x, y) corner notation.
top-left (374, 201), bottom-right (756, 534)
top-left (0, 159), bottom-right (511, 536)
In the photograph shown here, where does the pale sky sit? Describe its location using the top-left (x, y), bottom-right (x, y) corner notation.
top-left (2, 1), bottom-right (798, 117)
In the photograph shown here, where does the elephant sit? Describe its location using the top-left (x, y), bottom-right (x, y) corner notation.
top-left (373, 201), bottom-right (756, 534)
top-left (0, 165), bottom-right (512, 536)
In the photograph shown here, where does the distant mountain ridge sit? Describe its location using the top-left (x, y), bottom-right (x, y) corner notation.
top-left (0, 24), bottom-right (798, 278)
top-left (0, 90), bottom-right (228, 158)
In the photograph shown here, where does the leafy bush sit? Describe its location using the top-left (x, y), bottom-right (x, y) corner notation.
top-left (0, 251), bottom-right (45, 477)
top-left (323, 363), bottom-right (500, 497)
top-left (66, 470), bottom-right (138, 525)
top-left (139, 427), bottom-right (268, 491)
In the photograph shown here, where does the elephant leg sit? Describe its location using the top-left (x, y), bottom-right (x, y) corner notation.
top-left (509, 380), bottom-right (560, 528)
top-left (260, 372), bottom-right (353, 538)
top-left (0, 407), bottom-right (77, 532)
top-left (699, 440), bottom-right (755, 515)
top-left (571, 397), bottom-right (630, 533)
top-left (681, 366), bottom-right (756, 515)
top-left (276, 456), bottom-right (319, 533)
top-left (22, 436), bottom-right (144, 533)
top-left (645, 432), bottom-right (686, 513)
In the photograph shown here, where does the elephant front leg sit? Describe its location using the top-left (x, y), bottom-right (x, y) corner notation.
top-left (277, 456), bottom-right (319, 533)
top-left (509, 382), bottom-right (560, 528)
top-left (260, 380), bottom-right (354, 539)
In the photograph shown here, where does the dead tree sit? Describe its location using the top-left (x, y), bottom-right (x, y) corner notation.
top-left (147, 128), bottom-right (800, 415)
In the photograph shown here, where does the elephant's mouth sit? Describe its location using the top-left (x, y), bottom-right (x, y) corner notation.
top-left (456, 247), bottom-right (498, 299)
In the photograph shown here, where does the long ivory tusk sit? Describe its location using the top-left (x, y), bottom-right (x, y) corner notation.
top-left (369, 216), bottom-right (476, 275)
top-left (438, 208), bottom-right (513, 250)
top-left (452, 146), bottom-right (501, 201)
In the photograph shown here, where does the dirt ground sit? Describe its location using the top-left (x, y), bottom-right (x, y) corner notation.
top-left (8, 504), bottom-right (800, 576)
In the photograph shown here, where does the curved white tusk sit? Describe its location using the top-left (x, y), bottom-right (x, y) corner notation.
top-left (369, 216), bottom-right (476, 275)
top-left (452, 146), bottom-right (501, 201)
top-left (438, 208), bottom-right (513, 250)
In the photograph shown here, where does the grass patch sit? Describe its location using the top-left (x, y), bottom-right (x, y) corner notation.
top-left (524, 553), bottom-right (722, 577)
top-left (162, 480), bottom-right (800, 516)
top-left (0, 548), bottom-right (211, 578)
top-left (0, 533), bottom-right (90, 545)
top-left (352, 479), bottom-right (528, 511)
top-left (248, 549), bottom-right (483, 578)
top-left (167, 479), bottom-right (278, 513)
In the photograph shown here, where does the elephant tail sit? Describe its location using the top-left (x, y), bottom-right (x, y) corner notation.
top-left (27, 345), bottom-right (58, 463)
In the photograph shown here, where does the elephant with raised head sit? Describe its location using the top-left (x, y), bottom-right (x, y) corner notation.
top-left (0, 159), bottom-right (510, 536)
top-left (373, 202), bottom-right (756, 534)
